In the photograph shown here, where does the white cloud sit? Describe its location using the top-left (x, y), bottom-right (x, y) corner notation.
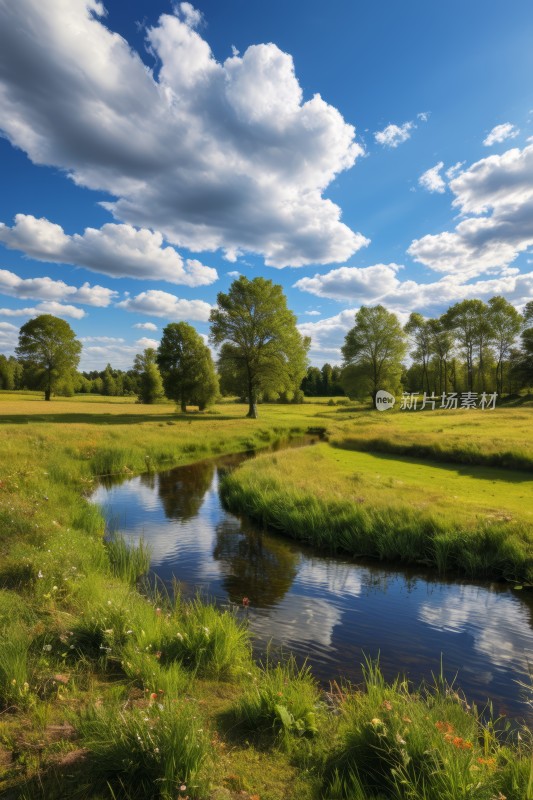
top-left (227, 271), bottom-right (240, 278)
top-left (116, 289), bottom-right (212, 321)
top-left (374, 121), bottom-right (414, 148)
top-left (136, 336), bottom-right (159, 350)
top-left (0, 268), bottom-right (116, 306)
top-left (0, 1), bottom-right (367, 268)
top-left (303, 310), bottom-right (321, 316)
top-left (409, 142), bottom-right (533, 276)
top-left (81, 336), bottom-right (125, 343)
top-left (295, 265), bottom-right (533, 361)
top-left (417, 111), bottom-right (430, 122)
top-left (177, 2), bottom-right (203, 28)
top-left (0, 216), bottom-right (217, 286)
top-left (483, 122), bottom-right (519, 147)
top-left (0, 301), bottom-right (85, 319)
top-left (295, 264), bottom-right (403, 302)
top-left (0, 321), bottom-right (18, 353)
top-left (133, 322), bottom-right (158, 331)
top-left (445, 161), bottom-right (465, 180)
top-left (418, 161), bottom-right (446, 194)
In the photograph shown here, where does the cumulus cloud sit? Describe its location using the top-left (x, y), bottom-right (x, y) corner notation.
top-left (136, 336), bottom-right (159, 350)
top-left (418, 162), bottom-right (446, 193)
top-left (0, 268), bottom-right (116, 306)
top-left (0, 1), bottom-right (367, 267)
top-left (0, 216), bottom-right (217, 286)
top-left (133, 322), bottom-right (158, 331)
top-left (0, 301), bottom-right (85, 319)
top-left (116, 289), bottom-right (212, 321)
top-left (295, 264), bottom-right (403, 302)
top-left (295, 265), bottom-right (533, 361)
top-left (0, 321), bottom-right (18, 353)
top-left (409, 142), bottom-right (533, 276)
top-left (374, 121), bottom-right (414, 148)
top-left (483, 122), bottom-right (519, 147)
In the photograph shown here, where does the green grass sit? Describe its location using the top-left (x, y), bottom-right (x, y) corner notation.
top-left (323, 660), bottom-right (533, 800)
top-left (220, 443), bottom-right (533, 582)
top-left (0, 393), bottom-right (531, 798)
top-left (327, 405), bottom-right (533, 471)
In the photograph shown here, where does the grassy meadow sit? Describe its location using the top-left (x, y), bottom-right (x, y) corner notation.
top-left (0, 391), bottom-right (531, 799)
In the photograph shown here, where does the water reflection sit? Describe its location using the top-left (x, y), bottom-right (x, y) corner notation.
top-left (213, 519), bottom-right (299, 607)
top-left (93, 455), bottom-right (533, 722)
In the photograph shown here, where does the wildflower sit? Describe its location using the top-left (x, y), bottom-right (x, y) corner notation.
top-left (37, 570), bottom-right (44, 579)
top-left (43, 644), bottom-right (52, 652)
top-left (242, 596), bottom-right (250, 607)
top-left (435, 720), bottom-right (454, 735)
top-left (370, 718), bottom-right (383, 727)
top-left (155, 607), bottom-right (161, 615)
top-left (176, 632), bottom-right (183, 640)
top-left (382, 700), bottom-right (393, 711)
top-left (150, 692), bottom-right (157, 700)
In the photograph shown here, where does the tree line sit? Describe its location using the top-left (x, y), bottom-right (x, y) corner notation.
top-left (3, 278), bottom-right (533, 413)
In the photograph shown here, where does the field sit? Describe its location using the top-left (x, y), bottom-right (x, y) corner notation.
top-left (0, 392), bottom-right (531, 799)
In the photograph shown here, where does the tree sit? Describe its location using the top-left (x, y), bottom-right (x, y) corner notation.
top-left (157, 322), bottom-right (219, 412)
top-left (442, 299), bottom-right (491, 392)
top-left (487, 296), bottom-right (523, 395)
top-left (16, 314), bottom-right (81, 401)
top-left (133, 348), bottom-right (165, 404)
top-left (209, 276), bottom-right (310, 418)
top-left (404, 313), bottom-right (433, 393)
top-left (341, 305), bottom-right (407, 407)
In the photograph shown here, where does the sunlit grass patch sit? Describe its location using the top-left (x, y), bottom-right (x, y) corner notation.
top-left (227, 656), bottom-right (321, 748)
top-left (220, 444), bottom-right (533, 583)
top-left (323, 660), bottom-right (533, 800)
top-left (76, 697), bottom-right (211, 800)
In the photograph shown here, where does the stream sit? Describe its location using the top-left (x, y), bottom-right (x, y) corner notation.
top-left (92, 445), bottom-right (533, 723)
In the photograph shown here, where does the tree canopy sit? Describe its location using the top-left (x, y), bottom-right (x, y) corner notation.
top-left (16, 314), bottom-right (81, 401)
top-left (209, 276), bottom-right (310, 418)
top-left (133, 348), bottom-right (165, 404)
top-left (341, 305), bottom-right (407, 406)
top-left (157, 322), bottom-right (218, 412)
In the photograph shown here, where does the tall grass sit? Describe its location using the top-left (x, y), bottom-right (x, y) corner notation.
top-left (221, 469), bottom-right (533, 583)
top-left (323, 660), bottom-right (532, 800)
top-left (76, 698), bottom-right (210, 800)
top-left (106, 534), bottom-right (151, 585)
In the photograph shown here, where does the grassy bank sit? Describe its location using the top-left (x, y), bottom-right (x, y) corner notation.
top-left (220, 443), bottom-right (533, 583)
top-left (0, 394), bottom-right (531, 798)
top-left (324, 406), bottom-right (533, 471)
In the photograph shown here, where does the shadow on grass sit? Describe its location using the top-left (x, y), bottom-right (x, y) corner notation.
top-left (333, 438), bottom-right (533, 479)
top-left (360, 448), bottom-right (533, 483)
top-left (0, 412), bottom-right (239, 425)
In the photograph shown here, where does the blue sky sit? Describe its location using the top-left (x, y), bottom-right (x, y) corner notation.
top-left (0, 0), bottom-right (532, 369)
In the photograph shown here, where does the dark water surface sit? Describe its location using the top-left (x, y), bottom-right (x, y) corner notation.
top-left (92, 449), bottom-right (533, 722)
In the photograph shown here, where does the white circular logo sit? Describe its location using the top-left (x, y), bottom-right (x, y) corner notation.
top-left (375, 389), bottom-right (395, 411)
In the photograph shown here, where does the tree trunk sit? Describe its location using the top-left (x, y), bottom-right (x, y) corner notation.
top-left (44, 387), bottom-right (51, 401)
top-left (181, 399), bottom-right (187, 413)
top-left (246, 371), bottom-right (258, 418)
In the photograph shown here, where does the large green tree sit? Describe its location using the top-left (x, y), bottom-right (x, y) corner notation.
top-left (341, 305), bottom-right (407, 407)
top-left (209, 276), bottom-right (309, 418)
top-left (16, 314), bottom-right (81, 401)
top-left (157, 322), bottom-right (219, 412)
top-left (133, 348), bottom-right (165, 404)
